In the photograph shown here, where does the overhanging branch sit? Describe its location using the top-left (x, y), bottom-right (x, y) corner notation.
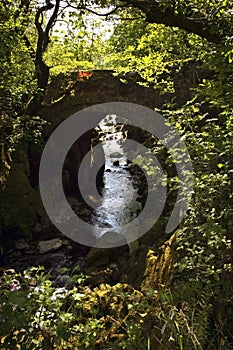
top-left (84, 6), bottom-right (122, 17)
top-left (126, 0), bottom-right (223, 44)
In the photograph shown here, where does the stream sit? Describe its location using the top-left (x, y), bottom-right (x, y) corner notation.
top-left (91, 115), bottom-right (141, 243)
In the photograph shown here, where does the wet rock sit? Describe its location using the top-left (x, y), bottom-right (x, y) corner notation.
top-left (38, 238), bottom-right (63, 254)
top-left (97, 221), bottom-right (112, 228)
top-left (95, 231), bottom-right (128, 248)
top-left (110, 152), bottom-right (123, 158)
top-left (113, 160), bottom-right (119, 166)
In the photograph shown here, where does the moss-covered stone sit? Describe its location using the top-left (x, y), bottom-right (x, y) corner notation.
top-left (0, 143), bottom-right (46, 237)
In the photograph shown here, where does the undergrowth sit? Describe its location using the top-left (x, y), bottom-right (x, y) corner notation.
top-left (0, 266), bottom-right (231, 350)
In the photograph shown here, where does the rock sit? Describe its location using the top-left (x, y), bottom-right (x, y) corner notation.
top-left (0, 143), bottom-right (45, 237)
top-left (38, 238), bottom-right (63, 254)
top-left (32, 252), bottom-right (67, 270)
top-left (62, 239), bottom-right (71, 246)
top-left (15, 239), bottom-right (30, 251)
top-left (85, 231), bottom-right (128, 266)
top-left (110, 152), bottom-right (123, 158)
top-left (62, 239), bottom-right (75, 253)
top-left (95, 231), bottom-right (128, 248)
top-left (97, 222), bottom-right (112, 228)
top-left (108, 263), bottom-right (118, 269)
top-left (33, 222), bottom-right (43, 233)
top-left (32, 219), bottom-right (52, 241)
top-left (53, 275), bottom-right (75, 289)
top-left (113, 160), bottom-right (119, 166)
top-left (85, 250), bottom-right (109, 267)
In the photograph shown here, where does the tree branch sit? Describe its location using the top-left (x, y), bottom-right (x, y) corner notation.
top-left (32, 0), bottom-right (61, 106)
top-left (126, 0), bottom-right (223, 44)
top-left (44, 0), bottom-right (61, 50)
top-left (84, 6), bottom-right (122, 17)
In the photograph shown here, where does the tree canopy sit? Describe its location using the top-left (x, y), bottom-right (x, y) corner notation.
top-left (1, 0), bottom-right (232, 109)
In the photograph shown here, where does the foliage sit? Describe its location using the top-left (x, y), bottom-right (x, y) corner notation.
top-left (105, 20), bottom-right (210, 92)
top-left (104, 14), bottom-right (233, 346)
top-left (0, 1), bottom-right (46, 186)
top-left (158, 42), bottom-right (233, 346)
top-left (0, 1), bottom-right (36, 116)
top-left (43, 9), bottom-right (110, 76)
top-left (1, 267), bottom-right (231, 350)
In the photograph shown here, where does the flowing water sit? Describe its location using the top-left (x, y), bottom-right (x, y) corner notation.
top-left (91, 115), bottom-right (140, 243)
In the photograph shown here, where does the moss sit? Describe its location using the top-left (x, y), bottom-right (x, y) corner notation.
top-left (0, 143), bottom-right (45, 237)
top-left (141, 232), bottom-right (177, 291)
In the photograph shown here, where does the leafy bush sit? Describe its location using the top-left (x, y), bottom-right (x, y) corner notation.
top-left (1, 266), bottom-right (231, 350)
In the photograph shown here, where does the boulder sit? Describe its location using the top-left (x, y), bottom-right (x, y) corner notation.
top-left (0, 143), bottom-right (46, 237)
top-left (38, 238), bottom-right (63, 254)
top-left (85, 231), bottom-right (128, 266)
top-left (95, 231), bottom-right (128, 248)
